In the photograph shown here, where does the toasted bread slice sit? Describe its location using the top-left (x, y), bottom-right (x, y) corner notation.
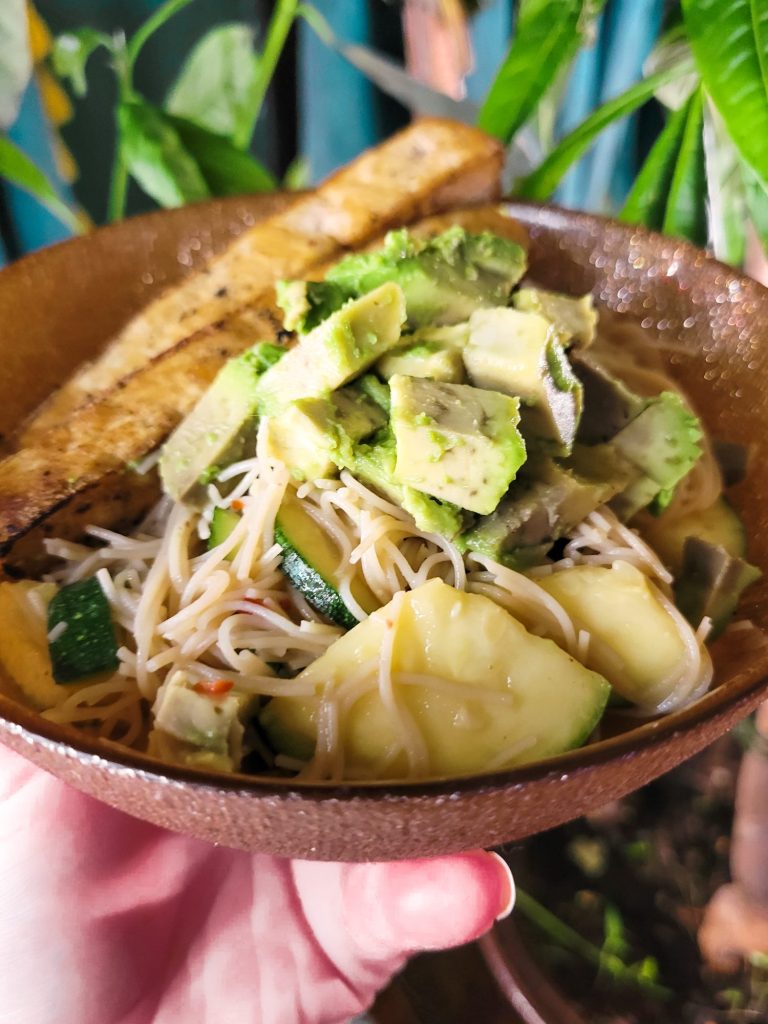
top-left (19, 118), bottom-right (504, 445)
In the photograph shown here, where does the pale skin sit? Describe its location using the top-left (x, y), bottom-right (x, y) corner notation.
top-left (0, 746), bottom-right (513, 1024)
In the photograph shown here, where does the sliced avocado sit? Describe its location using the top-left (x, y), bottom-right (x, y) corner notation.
top-left (275, 279), bottom-right (347, 333)
top-left (261, 385), bottom-right (387, 482)
top-left (674, 537), bottom-right (761, 639)
top-left (608, 391), bottom-right (703, 519)
top-left (571, 351), bottom-right (647, 444)
top-left (348, 433), bottom-right (464, 538)
top-left (322, 226), bottom-right (527, 329)
top-left (462, 447), bottom-right (629, 567)
top-left (389, 374), bottom-right (526, 516)
top-left (464, 308), bottom-right (582, 456)
top-left (331, 385), bottom-right (388, 442)
top-left (356, 374), bottom-right (391, 413)
top-left (255, 283), bottom-right (406, 414)
top-left (160, 341), bottom-right (286, 503)
top-left (377, 340), bottom-right (465, 383)
top-left (149, 669), bottom-right (256, 773)
top-left (513, 286), bottom-right (597, 348)
top-left (261, 399), bottom-right (339, 481)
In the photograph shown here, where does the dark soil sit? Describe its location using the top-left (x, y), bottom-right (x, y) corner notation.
top-left (503, 726), bottom-right (768, 1023)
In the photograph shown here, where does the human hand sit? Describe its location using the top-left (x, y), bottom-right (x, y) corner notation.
top-left (0, 746), bottom-right (513, 1024)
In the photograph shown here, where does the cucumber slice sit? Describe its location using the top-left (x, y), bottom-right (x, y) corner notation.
top-left (635, 497), bottom-right (747, 576)
top-left (47, 577), bottom-right (119, 683)
top-left (275, 489), bottom-right (378, 628)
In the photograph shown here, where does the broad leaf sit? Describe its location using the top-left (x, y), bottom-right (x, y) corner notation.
top-left (52, 28), bottom-right (113, 98)
top-left (0, 0), bottom-right (32, 129)
top-left (644, 32), bottom-right (700, 111)
top-left (744, 165), bottom-right (768, 253)
top-left (168, 116), bottom-right (276, 194)
top-left (703, 103), bottom-right (748, 265)
top-left (516, 64), bottom-right (688, 200)
top-left (0, 135), bottom-right (80, 231)
top-left (621, 99), bottom-right (690, 230)
top-left (478, 0), bottom-right (605, 144)
top-left (662, 88), bottom-right (708, 246)
top-left (682, 0), bottom-right (768, 190)
top-left (165, 24), bottom-right (258, 144)
top-left (118, 101), bottom-right (209, 208)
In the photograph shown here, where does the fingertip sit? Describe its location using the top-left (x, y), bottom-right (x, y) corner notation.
top-left (344, 850), bottom-right (515, 958)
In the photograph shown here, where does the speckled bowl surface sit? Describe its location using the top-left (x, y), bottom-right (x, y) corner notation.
top-left (1, 196), bottom-right (767, 862)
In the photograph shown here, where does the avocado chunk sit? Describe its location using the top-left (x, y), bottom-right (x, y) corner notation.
top-left (331, 384), bottom-right (388, 441)
top-left (461, 446), bottom-right (629, 567)
top-left (608, 391), bottom-right (703, 519)
top-left (571, 351), bottom-right (647, 444)
top-left (275, 278), bottom-right (348, 333)
top-left (149, 669), bottom-right (255, 773)
top-left (377, 339), bottom-right (465, 383)
top-left (674, 537), bottom-right (760, 639)
top-left (255, 283), bottom-right (406, 414)
top-left (348, 432), bottom-right (464, 538)
top-left (513, 286), bottom-right (597, 348)
top-left (389, 374), bottom-right (526, 516)
top-left (261, 399), bottom-right (339, 481)
top-left (464, 308), bottom-right (583, 456)
top-left (283, 227), bottom-right (527, 331)
top-left (261, 385), bottom-right (388, 482)
top-left (160, 341), bottom-right (286, 503)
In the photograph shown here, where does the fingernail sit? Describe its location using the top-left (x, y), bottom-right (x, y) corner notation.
top-left (488, 851), bottom-right (516, 920)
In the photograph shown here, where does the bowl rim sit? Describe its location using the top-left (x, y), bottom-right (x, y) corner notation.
top-left (2, 197), bottom-right (768, 803)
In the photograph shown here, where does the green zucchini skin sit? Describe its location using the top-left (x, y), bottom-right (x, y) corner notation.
top-left (273, 521), bottom-right (358, 629)
top-left (207, 500), bottom-right (364, 628)
top-left (47, 577), bottom-right (119, 683)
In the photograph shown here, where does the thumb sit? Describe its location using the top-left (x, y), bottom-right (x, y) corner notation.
top-left (292, 851), bottom-right (513, 1012)
top-left (342, 851), bottom-right (515, 959)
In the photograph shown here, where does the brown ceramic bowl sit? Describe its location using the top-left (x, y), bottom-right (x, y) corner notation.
top-left (1, 196), bottom-right (767, 862)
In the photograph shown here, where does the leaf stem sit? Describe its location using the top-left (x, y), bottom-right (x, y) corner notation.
top-left (237, 0), bottom-right (300, 149)
top-left (126, 0), bottom-right (197, 70)
top-left (107, 142), bottom-right (129, 222)
top-left (514, 888), bottom-right (672, 1000)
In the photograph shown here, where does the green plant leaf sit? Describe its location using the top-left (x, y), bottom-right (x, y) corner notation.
top-left (682, 0), bottom-right (768, 190)
top-left (168, 115), bottom-right (276, 194)
top-left (515, 64), bottom-right (690, 200)
top-left (478, 0), bottom-right (605, 143)
top-left (165, 23), bottom-right (258, 144)
top-left (744, 165), bottom-right (768, 252)
top-left (662, 88), bottom-right (708, 246)
top-left (703, 102), bottom-right (748, 265)
top-left (621, 99), bottom-right (691, 229)
top-left (118, 101), bottom-right (209, 208)
top-left (51, 28), bottom-right (113, 98)
top-left (283, 154), bottom-right (310, 190)
top-left (0, 134), bottom-right (80, 231)
top-left (0, 0), bottom-right (32, 129)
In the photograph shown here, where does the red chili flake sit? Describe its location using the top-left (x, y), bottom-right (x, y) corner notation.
top-left (230, 499), bottom-right (244, 511)
top-left (193, 678), bottom-right (234, 697)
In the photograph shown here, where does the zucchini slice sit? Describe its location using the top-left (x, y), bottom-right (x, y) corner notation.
top-left (275, 489), bottom-right (379, 628)
top-left (635, 497), bottom-right (747, 576)
top-left (47, 577), bottom-right (119, 683)
top-left (209, 507), bottom-right (241, 558)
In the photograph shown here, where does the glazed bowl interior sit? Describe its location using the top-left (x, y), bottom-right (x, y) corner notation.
top-left (1, 195), bottom-right (767, 862)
